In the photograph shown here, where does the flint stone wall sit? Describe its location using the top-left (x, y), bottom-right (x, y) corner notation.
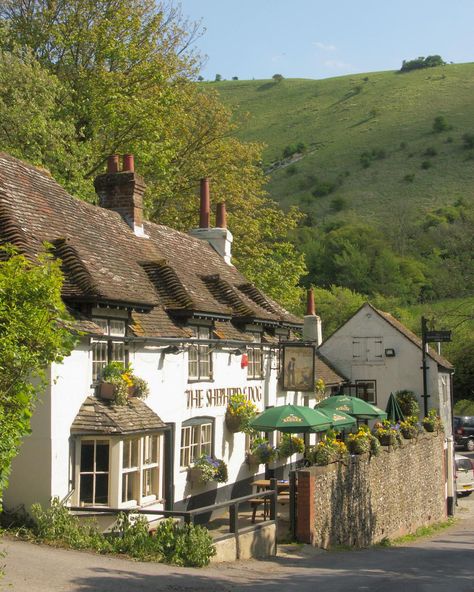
top-left (297, 432), bottom-right (446, 548)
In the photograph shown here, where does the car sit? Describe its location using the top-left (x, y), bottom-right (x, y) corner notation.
top-left (455, 454), bottom-right (474, 497)
top-left (454, 416), bottom-right (474, 452)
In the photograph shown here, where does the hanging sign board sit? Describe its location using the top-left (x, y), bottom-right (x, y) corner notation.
top-left (425, 330), bottom-right (452, 343)
top-left (281, 343), bottom-right (316, 392)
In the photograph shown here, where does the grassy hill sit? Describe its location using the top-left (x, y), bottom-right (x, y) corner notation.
top-left (214, 64), bottom-right (474, 227)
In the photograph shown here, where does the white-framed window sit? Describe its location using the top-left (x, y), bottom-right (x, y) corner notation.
top-left (247, 334), bottom-right (263, 380)
top-left (91, 318), bottom-right (127, 381)
top-left (77, 433), bottom-right (162, 508)
top-left (188, 325), bottom-right (212, 381)
top-left (79, 439), bottom-right (110, 505)
top-left (180, 418), bottom-right (213, 468)
top-left (355, 380), bottom-right (377, 404)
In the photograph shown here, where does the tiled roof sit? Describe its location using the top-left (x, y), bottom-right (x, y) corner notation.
top-left (315, 351), bottom-right (347, 386)
top-left (374, 306), bottom-right (453, 370)
top-left (71, 396), bottom-right (166, 435)
top-left (0, 153), bottom-right (302, 336)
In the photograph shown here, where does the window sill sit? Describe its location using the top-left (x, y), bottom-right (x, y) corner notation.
top-left (187, 378), bottom-right (214, 384)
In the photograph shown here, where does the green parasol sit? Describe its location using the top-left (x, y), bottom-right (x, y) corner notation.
top-left (249, 404), bottom-right (332, 433)
top-left (385, 392), bottom-right (405, 423)
top-left (316, 407), bottom-right (357, 429)
top-left (316, 395), bottom-right (387, 420)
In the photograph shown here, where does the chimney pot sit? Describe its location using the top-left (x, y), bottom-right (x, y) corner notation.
top-left (122, 154), bottom-right (135, 172)
top-left (107, 154), bottom-right (120, 173)
top-left (306, 287), bottom-right (316, 316)
top-left (216, 202), bottom-right (227, 228)
top-left (199, 178), bottom-right (210, 228)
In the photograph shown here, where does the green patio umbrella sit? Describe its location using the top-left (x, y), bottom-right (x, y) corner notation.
top-left (316, 408), bottom-right (357, 429)
top-left (385, 392), bottom-right (405, 423)
top-left (249, 404), bottom-right (332, 433)
top-left (316, 395), bottom-right (387, 420)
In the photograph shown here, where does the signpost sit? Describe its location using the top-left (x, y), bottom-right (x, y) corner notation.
top-left (421, 317), bottom-right (452, 416)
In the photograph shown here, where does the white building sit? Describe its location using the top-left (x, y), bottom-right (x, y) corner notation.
top-left (319, 303), bottom-right (454, 432)
top-left (2, 152), bottom-right (332, 516)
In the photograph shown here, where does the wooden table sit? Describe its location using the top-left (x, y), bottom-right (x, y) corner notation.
top-left (249, 480), bottom-right (290, 522)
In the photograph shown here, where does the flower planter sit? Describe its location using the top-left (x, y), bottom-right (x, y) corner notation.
top-left (378, 433), bottom-right (398, 447)
top-left (98, 382), bottom-right (116, 400)
top-left (423, 422), bottom-right (435, 433)
top-left (188, 467), bottom-right (205, 485)
top-left (225, 411), bottom-right (242, 433)
top-left (246, 453), bottom-right (261, 467)
top-left (401, 426), bottom-right (418, 439)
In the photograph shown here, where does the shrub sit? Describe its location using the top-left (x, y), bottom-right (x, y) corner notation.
top-left (421, 160), bottom-right (432, 169)
top-left (29, 501), bottom-right (216, 567)
top-left (433, 116), bottom-right (449, 133)
top-left (424, 147), bottom-right (437, 157)
top-left (286, 164), bottom-right (297, 176)
top-left (403, 173), bottom-right (415, 183)
top-left (272, 73), bottom-right (284, 83)
top-left (373, 422), bottom-right (400, 447)
top-left (462, 133), bottom-right (474, 149)
top-left (445, 136), bottom-right (453, 143)
top-left (395, 390), bottom-right (420, 417)
top-left (400, 55), bottom-right (445, 72)
top-left (312, 180), bottom-right (337, 197)
top-left (331, 196), bottom-right (347, 212)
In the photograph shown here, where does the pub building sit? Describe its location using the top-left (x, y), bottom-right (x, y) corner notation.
top-left (2, 152), bottom-right (342, 517)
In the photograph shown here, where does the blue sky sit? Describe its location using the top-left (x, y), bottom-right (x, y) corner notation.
top-left (179, 0), bottom-right (474, 80)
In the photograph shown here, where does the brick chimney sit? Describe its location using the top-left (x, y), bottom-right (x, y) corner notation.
top-left (94, 154), bottom-right (147, 237)
top-left (189, 179), bottom-right (233, 265)
top-left (303, 287), bottom-right (322, 345)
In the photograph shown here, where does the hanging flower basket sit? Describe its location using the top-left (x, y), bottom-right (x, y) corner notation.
top-left (246, 452), bottom-right (261, 467)
top-left (225, 410), bottom-right (242, 433)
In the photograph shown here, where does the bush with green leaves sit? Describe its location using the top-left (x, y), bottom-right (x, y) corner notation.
top-left (395, 390), bottom-right (420, 417)
top-left (277, 434), bottom-right (305, 458)
top-left (462, 133), bottom-right (474, 149)
top-left (433, 116), bottom-right (449, 133)
top-left (29, 500), bottom-right (216, 567)
top-left (400, 55), bottom-right (445, 72)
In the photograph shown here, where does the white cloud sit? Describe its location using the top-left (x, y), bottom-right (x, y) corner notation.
top-left (324, 59), bottom-right (352, 70)
top-left (313, 41), bottom-right (336, 52)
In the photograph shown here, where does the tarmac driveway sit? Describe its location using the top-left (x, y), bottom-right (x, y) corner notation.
top-left (2, 496), bottom-right (474, 592)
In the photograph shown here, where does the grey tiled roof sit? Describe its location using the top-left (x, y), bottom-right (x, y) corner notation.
top-left (71, 396), bottom-right (166, 435)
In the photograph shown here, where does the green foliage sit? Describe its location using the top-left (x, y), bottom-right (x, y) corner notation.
top-left (330, 196), bottom-right (347, 212)
top-left (454, 399), bottom-right (474, 415)
top-left (421, 160), bottom-right (432, 169)
top-left (29, 501), bottom-right (215, 566)
top-left (462, 133), bottom-right (474, 149)
top-left (395, 390), bottom-right (420, 417)
top-left (272, 73), bottom-right (284, 83)
top-left (307, 433), bottom-right (348, 465)
top-left (0, 1), bottom-right (306, 311)
top-left (277, 434), bottom-right (305, 458)
top-left (360, 148), bottom-right (387, 168)
top-left (193, 455), bottom-right (228, 483)
top-left (424, 147), bottom-right (437, 157)
top-left (400, 55), bottom-right (445, 72)
top-left (311, 180), bottom-right (337, 197)
top-left (249, 438), bottom-right (277, 463)
top-left (0, 247), bottom-right (75, 497)
top-left (433, 116), bottom-right (449, 133)
top-left (403, 173), bottom-right (415, 183)
top-left (422, 409), bottom-right (443, 432)
top-left (214, 74), bottom-right (222, 82)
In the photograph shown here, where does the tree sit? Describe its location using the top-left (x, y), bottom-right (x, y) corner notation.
top-left (214, 73), bottom-right (222, 82)
top-left (433, 115), bottom-right (449, 133)
top-left (0, 247), bottom-right (75, 498)
top-left (0, 0), bottom-right (306, 310)
top-left (272, 73), bottom-right (284, 83)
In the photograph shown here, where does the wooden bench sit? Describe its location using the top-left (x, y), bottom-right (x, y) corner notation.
top-left (249, 497), bottom-right (269, 523)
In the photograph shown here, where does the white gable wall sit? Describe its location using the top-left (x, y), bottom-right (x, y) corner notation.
top-left (320, 304), bottom-right (452, 431)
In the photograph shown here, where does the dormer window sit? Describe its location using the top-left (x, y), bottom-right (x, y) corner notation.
top-left (91, 318), bottom-right (126, 381)
top-left (188, 325), bottom-right (212, 381)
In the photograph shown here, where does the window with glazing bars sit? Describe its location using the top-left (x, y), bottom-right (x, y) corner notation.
top-left (91, 318), bottom-right (126, 381)
top-left (247, 334), bottom-right (263, 379)
top-left (180, 420), bottom-right (213, 467)
top-left (188, 326), bottom-right (212, 381)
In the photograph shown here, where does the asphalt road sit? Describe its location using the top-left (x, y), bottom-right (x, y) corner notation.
top-left (2, 491), bottom-right (474, 592)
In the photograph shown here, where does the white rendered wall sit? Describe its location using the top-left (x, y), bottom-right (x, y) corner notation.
top-left (320, 304), bottom-right (452, 434)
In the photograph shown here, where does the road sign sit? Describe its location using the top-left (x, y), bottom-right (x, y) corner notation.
top-left (425, 330), bottom-right (452, 343)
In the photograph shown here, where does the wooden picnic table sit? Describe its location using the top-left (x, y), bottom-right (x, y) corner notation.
top-left (249, 480), bottom-right (291, 522)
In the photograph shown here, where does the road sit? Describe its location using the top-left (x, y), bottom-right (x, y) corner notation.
top-left (2, 489), bottom-right (474, 592)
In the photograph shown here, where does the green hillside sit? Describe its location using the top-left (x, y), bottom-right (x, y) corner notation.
top-left (215, 64), bottom-right (474, 225)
